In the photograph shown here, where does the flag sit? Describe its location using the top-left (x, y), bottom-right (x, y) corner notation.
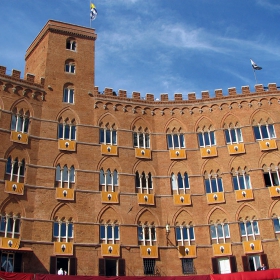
top-left (250, 59), bottom-right (262, 70)
top-left (90, 3), bottom-right (97, 20)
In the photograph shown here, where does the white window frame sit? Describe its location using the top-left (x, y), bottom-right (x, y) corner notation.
top-left (138, 225), bottom-right (156, 246)
top-left (63, 88), bottom-right (74, 104)
top-left (0, 215), bottom-right (20, 238)
top-left (6, 157), bottom-right (25, 183)
top-left (56, 165), bottom-right (75, 188)
top-left (66, 40), bottom-right (76, 51)
top-left (58, 123), bottom-right (76, 140)
top-left (100, 224), bottom-right (119, 244)
top-left (11, 113), bottom-right (29, 133)
top-left (225, 127), bottom-right (243, 144)
top-left (100, 128), bottom-right (117, 145)
top-left (133, 132), bottom-right (150, 148)
top-left (171, 172), bottom-right (190, 194)
top-left (65, 62), bottom-right (75, 73)
top-left (232, 171), bottom-right (252, 190)
top-left (210, 223), bottom-right (230, 244)
top-left (240, 220), bottom-right (260, 241)
top-left (100, 169), bottom-right (118, 192)
top-left (135, 172), bottom-right (153, 194)
top-left (167, 133), bottom-right (185, 149)
top-left (198, 131), bottom-right (216, 147)
top-left (205, 174), bottom-right (223, 193)
top-left (53, 220), bottom-right (73, 242)
top-left (263, 167), bottom-right (280, 187)
top-left (175, 225), bottom-right (195, 246)
top-left (254, 124), bottom-right (276, 140)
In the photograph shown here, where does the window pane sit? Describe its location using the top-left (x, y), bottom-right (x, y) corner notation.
top-left (237, 128), bottom-right (243, 142)
top-left (184, 173), bottom-right (190, 189)
top-left (175, 227), bottom-right (181, 241)
top-left (5, 157), bottom-right (12, 174)
top-left (218, 178), bottom-right (223, 192)
top-left (63, 166), bottom-right (68, 182)
top-left (61, 223), bottom-right (66, 237)
top-left (11, 115), bottom-right (16, 130)
top-left (0, 217), bottom-right (5, 232)
top-left (177, 173), bottom-right (183, 189)
top-left (69, 89), bottom-right (74, 103)
top-left (106, 170), bottom-right (111, 185)
top-left (70, 167), bottom-right (75, 182)
top-left (100, 225), bottom-right (105, 239)
top-left (246, 222), bottom-right (253, 235)
top-left (107, 226), bottom-right (113, 239)
top-left (58, 124), bottom-right (63, 138)
top-left (273, 219), bottom-right (280, 232)
top-left (189, 227), bottom-right (195, 240)
top-left (71, 126), bottom-right (76, 140)
top-left (245, 175), bottom-right (251, 189)
top-left (171, 174), bottom-right (176, 190)
top-left (205, 180), bottom-right (211, 194)
top-left (253, 221), bottom-right (259, 234)
top-left (112, 130), bottom-right (117, 145)
top-left (233, 177), bottom-right (239, 190)
top-left (105, 130), bottom-right (111, 144)
top-left (167, 135), bottom-right (173, 149)
top-left (224, 224), bottom-right (230, 237)
top-left (17, 116), bottom-right (23, 132)
top-left (6, 218), bottom-right (12, 233)
top-left (23, 118), bottom-right (29, 133)
top-left (210, 225), bottom-right (216, 238)
top-left (68, 224), bottom-right (73, 238)
top-left (261, 125), bottom-right (268, 139)
top-left (240, 223), bottom-right (246, 236)
top-left (139, 133), bottom-right (144, 147)
top-left (63, 89), bottom-right (68, 102)
top-left (204, 133), bottom-right (210, 146)
top-left (174, 134), bottom-right (179, 148)
top-left (217, 224), bottom-right (223, 238)
top-left (225, 130), bottom-right (230, 144)
top-left (53, 222), bottom-right (59, 237)
top-left (65, 64), bottom-right (70, 72)
top-left (239, 176), bottom-right (245, 190)
top-left (182, 228), bottom-right (188, 240)
top-left (55, 166), bottom-right (61, 181)
top-left (113, 170), bottom-right (118, 185)
top-left (145, 134), bottom-right (150, 148)
top-left (100, 170), bottom-right (105, 185)
top-left (99, 129), bottom-right (104, 143)
top-left (151, 228), bottom-right (156, 240)
top-left (230, 129), bottom-right (237, 143)
top-left (64, 124), bottom-right (70, 139)
top-left (133, 133), bottom-right (138, 147)
top-left (211, 178), bottom-right (217, 193)
top-left (198, 133), bottom-right (204, 147)
top-left (14, 219), bottom-right (20, 233)
top-left (114, 226), bottom-right (119, 239)
top-left (180, 134), bottom-right (185, 148)
top-left (253, 126), bottom-right (261, 140)
top-left (138, 226), bottom-right (143, 240)
top-left (210, 131), bottom-right (215, 145)
top-left (268, 124), bottom-right (276, 138)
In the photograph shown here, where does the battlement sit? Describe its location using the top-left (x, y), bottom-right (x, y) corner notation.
top-left (0, 65), bottom-right (45, 88)
top-left (92, 83), bottom-right (280, 103)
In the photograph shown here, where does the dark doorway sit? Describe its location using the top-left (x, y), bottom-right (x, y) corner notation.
top-left (57, 258), bottom-right (69, 275)
top-left (105, 259), bottom-right (117, 276)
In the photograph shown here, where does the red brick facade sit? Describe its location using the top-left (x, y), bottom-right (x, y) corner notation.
top-left (0, 20), bottom-right (280, 276)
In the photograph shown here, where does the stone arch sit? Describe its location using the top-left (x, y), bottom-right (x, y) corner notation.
top-left (97, 205), bottom-right (121, 224)
top-left (207, 206), bottom-right (230, 224)
top-left (50, 203), bottom-right (77, 222)
top-left (167, 161), bottom-right (189, 176)
top-left (259, 151), bottom-right (280, 169)
top-left (53, 153), bottom-right (79, 169)
top-left (201, 158), bottom-right (222, 175)
top-left (97, 112), bottom-right (119, 128)
top-left (133, 160), bottom-right (156, 175)
top-left (195, 116), bottom-right (215, 132)
top-left (134, 208), bottom-right (159, 226)
top-left (236, 203), bottom-right (259, 221)
top-left (10, 98), bottom-right (34, 117)
top-left (131, 116), bottom-right (151, 132)
top-left (0, 197), bottom-right (25, 217)
top-left (164, 117), bottom-right (187, 133)
top-left (56, 107), bottom-right (80, 124)
top-left (220, 112), bottom-right (243, 129)
top-left (4, 145), bottom-right (30, 164)
top-left (172, 209), bottom-right (193, 226)
top-left (97, 156), bottom-right (122, 172)
top-left (229, 156), bottom-right (250, 171)
top-left (249, 108), bottom-right (275, 125)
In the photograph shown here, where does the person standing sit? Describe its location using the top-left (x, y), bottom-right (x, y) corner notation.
top-left (58, 268), bottom-right (63, 275)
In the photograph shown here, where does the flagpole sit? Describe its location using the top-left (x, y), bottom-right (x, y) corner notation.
top-left (89, 0), bottom-right (91, 28)
top-left (252, 69), bottom-right (258, 84)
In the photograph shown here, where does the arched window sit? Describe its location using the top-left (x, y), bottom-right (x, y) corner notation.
top-left (253, 119), bottom-right (276, 140)
top-left (138, 224), bottom-right (156, 245)
top-left (100, 169), bottom-right (118, 191)
top-left (171, 172), bottom-right (190, 194)
top-left (135, 171), bottom-right (153, 193)
top-left (198, 126), bottom-right (216, 147)
top-left (100, 126), bottom-right (117, 145)
top-left (5, 157), bottom-right (25, 183)
top-left (133, 127), bottom-right (150, 148)
top-left (204, 171), bottom-right (223, 193)
top-left (11, 109), bottom-right (30, 133)
top-left (55, 164), bottom-right (75, 188)
top-left (58, 119), bottom-right (76, 140)
top-left (210, 223), bottom-right (230, 244)
top-left (53, 219), bottom-right (73, 242)
top-left (100, 223), bottom-right (119, 244)
top-left (263, 164), bottom-right (280, 187)
top-left (65, 60), bottom-right (75, 73)
top-left (175, 224), bottom-right (195, 246)
top-left (232, 168), bottom-right (251, 190)
top-left (66, 39), bottom-right (76, 51)
top-left (0, 214), bottom-right (21, 238)
top-left (63, 86), bottom-right (74, 104)
top-left (239, 219), bottom-right (259, 241)
top-left (224, 123), bottom-right (243, 144)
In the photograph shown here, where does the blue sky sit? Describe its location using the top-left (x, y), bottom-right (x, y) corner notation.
top-left (0, 0), bottom-right (280, 99)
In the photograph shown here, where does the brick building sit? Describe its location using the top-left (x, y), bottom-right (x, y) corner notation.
top-left (0, 20), bottom-right (280, 276)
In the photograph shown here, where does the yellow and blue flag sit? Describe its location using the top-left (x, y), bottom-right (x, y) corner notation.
top-left (90, 3), bottom-right (97, 20)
